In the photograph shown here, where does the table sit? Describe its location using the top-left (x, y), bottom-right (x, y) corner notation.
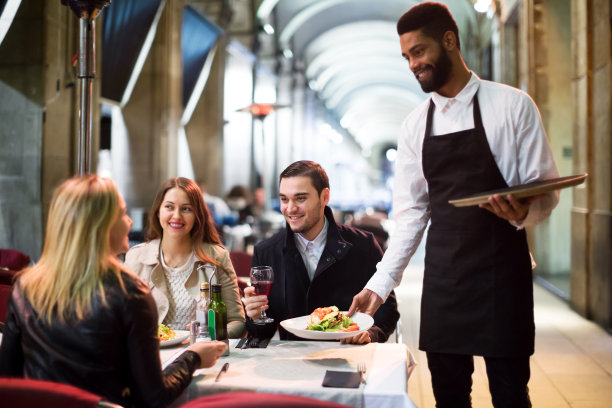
top-left (161, 339), bottom-right (417, 408)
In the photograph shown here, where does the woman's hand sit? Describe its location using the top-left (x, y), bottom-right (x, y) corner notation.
top-left (242, 286), bottom-right (269, 320)
top-left (187, 340), bottom-right (226, 369)
top-left (340, 331), bottom-right (371, 345)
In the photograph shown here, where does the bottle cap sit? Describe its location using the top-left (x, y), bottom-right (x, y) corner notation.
top-left (211, 283), bottom-right (222, 293)
top-left (200, 282), bottom-right (209, 290)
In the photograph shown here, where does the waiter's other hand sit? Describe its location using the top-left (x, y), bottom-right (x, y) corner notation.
top-left (479, 194), bottom-right (541, 222)
top-left (243, 286), bottom-right (269, 320)
top-left (348, 289), bottom-right (383, 317)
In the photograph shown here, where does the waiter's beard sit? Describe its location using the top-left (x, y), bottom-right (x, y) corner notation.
top-left (416, 47), bottom-right (453, 93)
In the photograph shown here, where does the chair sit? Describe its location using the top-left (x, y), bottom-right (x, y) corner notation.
top-left (0, 283), bottom-right (11, 331)
top-left (0, 378), bottom-right (123, 407)
top-left (0, 248), bottom-right (30, 270)
top-left (228, 251), bottom-right (253, 278)
top-left (0, 249), bottom-right (29, 286)
top-left (0, 268), bottom-right (17, 285)
top-left (180, 392), bottom-right (351, 408)
top-left (229, 251), bottom-right (253, 297)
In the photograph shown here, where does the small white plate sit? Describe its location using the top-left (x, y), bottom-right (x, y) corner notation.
top-left (160, 330), bottom-right (190, 347)
top-left (280, 312), bottom-right (374, 340)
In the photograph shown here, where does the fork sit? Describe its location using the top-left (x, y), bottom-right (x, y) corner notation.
top-left (357, 361), bottom-right (367, 384)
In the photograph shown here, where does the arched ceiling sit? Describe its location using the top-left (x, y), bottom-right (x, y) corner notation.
top-left (256, 0), bottom-right (494, 150)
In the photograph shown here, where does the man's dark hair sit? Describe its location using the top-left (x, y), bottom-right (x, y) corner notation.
top-left (280, 160), bottom-right (329, 195)
top-left (397, 2), bottom-right (460, 50)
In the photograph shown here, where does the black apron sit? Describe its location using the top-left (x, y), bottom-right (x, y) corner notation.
top-left (419, 93), bottom-right (534, 357)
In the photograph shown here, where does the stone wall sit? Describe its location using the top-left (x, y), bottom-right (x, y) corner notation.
top-left (0, 1), bottom-right (85, 260)
top-left (0, 82), bottom-right (43, 260)
top-left (570, 0), bottom-right (612, 331)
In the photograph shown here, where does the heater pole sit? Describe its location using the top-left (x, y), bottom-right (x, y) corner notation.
top-left (61, 0), bottom-right (111, 175)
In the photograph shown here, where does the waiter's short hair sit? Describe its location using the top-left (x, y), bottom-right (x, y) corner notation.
top-left (280, 160), bottom-right (329, 195)
top-left (397, 2), bottom-right (460, 50)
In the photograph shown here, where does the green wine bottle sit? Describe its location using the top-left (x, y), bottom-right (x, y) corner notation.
top-left (209, 283), bottom-right (229, 355)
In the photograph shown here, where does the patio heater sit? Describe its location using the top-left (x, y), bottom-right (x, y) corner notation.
top-left (237, 103), bottom-right (289, 210)
top-left (61, 0), bottom-right (112, 175)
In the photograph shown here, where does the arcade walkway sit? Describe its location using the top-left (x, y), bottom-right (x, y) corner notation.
top-left (395, 243), bottom-right (612, 408)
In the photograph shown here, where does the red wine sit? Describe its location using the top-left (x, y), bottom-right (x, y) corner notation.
top-left (253, 280), bottom-right (273, 296)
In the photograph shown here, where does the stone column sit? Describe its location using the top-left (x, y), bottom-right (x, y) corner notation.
top-left (587, 0), bottom-right (612, 330)
top-left (185, 37), bottom-right (227, 197)
top-left (570, 0), bottom-right (612, 331)
top-left (155, 0), bottom-right (183, 181)
top-left (121, 1), bottom-right (184, 208)
top-left (570, 0), bottom-right (592, 315)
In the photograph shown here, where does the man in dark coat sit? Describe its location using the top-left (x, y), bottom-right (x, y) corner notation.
top-left (243, 161), bottom-right (399, 343)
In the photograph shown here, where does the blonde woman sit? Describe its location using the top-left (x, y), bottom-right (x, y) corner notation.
top-left (125, 177), bottom-right (245, 338)
top-left (0, 175), bottom-right (225, 408)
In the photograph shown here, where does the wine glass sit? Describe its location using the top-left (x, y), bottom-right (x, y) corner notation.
top-left (250, 266), bottom-right (274, 324)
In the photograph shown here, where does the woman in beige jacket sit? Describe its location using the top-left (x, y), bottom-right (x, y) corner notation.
top-left (125, 177), bottom-right (245, 338)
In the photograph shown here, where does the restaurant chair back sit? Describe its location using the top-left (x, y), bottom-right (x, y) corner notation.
top-left (0, 378), bottom-right (124, 407)
top-left (0, 248), bottom-right (30, 270)
top-left (0, 268), bottom-right (17, 286)
top-left (0, 249), bottom-right (29, 286)
top-left (228, 251), bottom-right (253, 277)
top-left (0, 283), bottom-right (11, 327)
top-left (180, 392), bottom-right (352, 407)
top-left (235, 278), bottom-right (247, 297)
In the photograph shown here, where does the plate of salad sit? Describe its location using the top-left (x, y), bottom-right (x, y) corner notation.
top-left (158, 324), bottom-right (189, 347)
top-left (280, 306), bottom-right (374, 340)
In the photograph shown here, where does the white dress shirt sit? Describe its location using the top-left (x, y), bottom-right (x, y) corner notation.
top-left (366, 73), bottom-right (560, 301)
top-left (294, 218), bottom-right (329, 281)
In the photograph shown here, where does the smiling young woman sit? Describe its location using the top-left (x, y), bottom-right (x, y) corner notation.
top-left (124, 177), bottom-right (245, 338)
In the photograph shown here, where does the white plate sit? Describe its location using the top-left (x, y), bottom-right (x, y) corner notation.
top-left (280, 312), bottom-right (374, 340)
top-left (160, 330), bottom-right (189, 347)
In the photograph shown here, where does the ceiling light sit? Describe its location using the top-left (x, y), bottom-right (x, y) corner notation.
top-left (282, 48), bottom-right (294, 59)
top-left (308, 79), bottom-right (319, 91)
top-left (262, 23), bottom-right (275, 35)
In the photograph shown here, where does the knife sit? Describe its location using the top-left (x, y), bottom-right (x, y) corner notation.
top-left (215, 362), bottom-right (229, 382)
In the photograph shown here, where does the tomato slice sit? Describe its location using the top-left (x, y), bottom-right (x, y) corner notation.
top-left (313, 307), bottom-right (333, 320)
top-left (341, 323), bottom-right (359, 332)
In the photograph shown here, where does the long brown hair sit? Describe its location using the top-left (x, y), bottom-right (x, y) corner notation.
top-left (19, 175), bottom-right (126, 325)
top-left (146, 177), bottom-right (223, 268)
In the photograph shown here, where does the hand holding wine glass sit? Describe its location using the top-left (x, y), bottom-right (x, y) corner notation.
top-left (249, 266), bottom-right (274, 324)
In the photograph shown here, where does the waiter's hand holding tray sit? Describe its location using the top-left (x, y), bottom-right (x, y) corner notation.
top-left (448, 174), bottom-right (588, 207)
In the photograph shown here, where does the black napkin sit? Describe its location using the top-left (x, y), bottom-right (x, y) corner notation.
top-left (235, 337), bottom-right (270, 349)
top-left (236, 337), bottom-right (248, 348)
top-left (254, 338), bottom-right (270, 348)
top-left (321, 370), bottom-right (362, 388)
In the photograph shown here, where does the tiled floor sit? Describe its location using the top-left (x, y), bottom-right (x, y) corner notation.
top-left (395, 243), bottom-right (612, 408)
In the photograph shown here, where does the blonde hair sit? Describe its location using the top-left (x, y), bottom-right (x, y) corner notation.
top-left (18, 175), bottom-right (125, 325)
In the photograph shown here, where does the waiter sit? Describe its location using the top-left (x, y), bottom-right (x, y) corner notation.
top-left (348, 3), bottom-right (559, 408)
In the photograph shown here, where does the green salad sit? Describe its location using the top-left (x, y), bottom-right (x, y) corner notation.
top-left (306, 306), bottom-right (357, 332)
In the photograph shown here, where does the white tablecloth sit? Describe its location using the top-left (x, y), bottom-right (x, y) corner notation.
top-left (161, 339), bottom-right (417, 408)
